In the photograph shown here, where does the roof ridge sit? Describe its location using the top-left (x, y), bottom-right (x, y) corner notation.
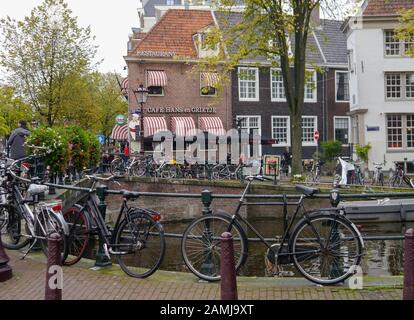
top-left (132, 9), bottom-right (174, 55)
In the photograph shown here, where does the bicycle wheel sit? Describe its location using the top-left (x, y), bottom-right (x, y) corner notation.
top-left (130, 161), bottom-right (146, 177)
top-left (62, 206), bottom-right (90, 266)
top-left (1, 207), bottom-right (31, 250)
top-left (36, 208), bottom-right (69, 263)
top-left (379, 172), bottom-right (384, 186)
top-left (110, 159), bottom-right (124, 176)
top-left (115, 211), bottom-right (165, 278)
top-left (290, 213), bottom-right (363, 285)
top-left (212, 164), bottom-right (228, 180)
top-left (181, 213), bottom-right (248, 282)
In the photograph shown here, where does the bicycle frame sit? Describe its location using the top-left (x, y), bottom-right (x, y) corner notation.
top-left (224, 180), bottom-right (312, 259)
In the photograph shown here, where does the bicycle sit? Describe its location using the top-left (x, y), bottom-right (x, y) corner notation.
top-left (212, 162), bottom-right (247, 180)
top-left (371, 162), bottom-right (385, 186)
top-left (110, 155), bottom-right (143, 177)
top-left (389, 162), bottom-right (414, 188)
top-left (62, 174), bottom-right (165, 278)
top-left (304, 159), bottom-right (322, 186)
top-left (181, 176), bottom-right (364, 285)
top-left (0, 158), bottom-right (69, 262)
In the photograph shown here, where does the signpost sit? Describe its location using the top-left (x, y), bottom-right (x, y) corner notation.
top-left (314, 130), bottom-right (320, 166)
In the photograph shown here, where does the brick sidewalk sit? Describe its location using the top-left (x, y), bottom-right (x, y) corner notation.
top-left (0, 250), bottom-right (403, 300)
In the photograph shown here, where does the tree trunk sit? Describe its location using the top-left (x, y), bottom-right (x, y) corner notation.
top-left (291, 111), bottom-right (302, 174)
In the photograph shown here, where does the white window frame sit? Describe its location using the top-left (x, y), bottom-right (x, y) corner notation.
top-left (385, 73), bottom-right (414, 101)
top-left (334, 116), bottom-right (351, 146)
top-left (384, 30), bottom-right (414, 57)
top-left (271, 116), bottom-right (290, 147)
top-left (304, 70), bottom-right (317, 103)
top-left (302, 116), bottom-right (318, 146)
top-left (238, 67), bottom-right (260, 102)
top-left (270, 68), bottom-right (286, 102)
top-left (236, 115), bottom-right (262, 156)
top-left (335, 71), bottom-right (350, 103)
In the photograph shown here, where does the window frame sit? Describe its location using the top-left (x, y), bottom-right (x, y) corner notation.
top-left (386, 114), bottom-right (404, 150)
top-left (270, 68), bottom-right (286, 102)
top-left (238, 67), bottom-right (260, 102)
top-left (304, 70), bottom-right (317, 103)
top-left (384, 29), bottom-right (414, 57)
top-left (334, 116), bottom-right (351, 146)
top-left (335, 71), bottom-right (350, 103)
top-left (271, 116), bottom-right (291, 147)
top-left (302, 116), bottom-right (318, 146)
top-left (146, 69), bottom-right (166, 97)
top-left (385, 73), bottom-right (414, 101)
top-left (199, 73), bottom-right (218, 97)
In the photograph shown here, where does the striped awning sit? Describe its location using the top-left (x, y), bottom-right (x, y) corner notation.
top-left (121, 78), bottom-right (128, 94)
top-left (144, 117), bottom-right (168, 137)
top-left (199, 117), bottom-right (226, 136)
top-left (111, 125), bottom-right (129, 141)
top-left (147, 70), bottom-right (167, 87)
top-left (201, 72), bottom-right (219, 87)
top-left (171, 117), bottom-right (197, 137)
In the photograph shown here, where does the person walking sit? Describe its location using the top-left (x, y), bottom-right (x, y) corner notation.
top-left (7, 120), bottom-right (30, 160)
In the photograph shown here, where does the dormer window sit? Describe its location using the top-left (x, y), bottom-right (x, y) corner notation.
top-left (194, 29), bottom-right (218, 57)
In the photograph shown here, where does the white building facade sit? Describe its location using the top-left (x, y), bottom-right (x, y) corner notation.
top-left (345, 0), bottom-right (414, 172)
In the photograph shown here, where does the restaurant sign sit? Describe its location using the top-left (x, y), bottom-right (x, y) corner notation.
top-left (146, 106), bottom-right (217, 114)
top-left (138, 51), bottom-right (176, 58)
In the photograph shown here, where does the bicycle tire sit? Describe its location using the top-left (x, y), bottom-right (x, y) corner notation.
top-left (181, 213), bottom-right (248, 282)
top-left (36, 208), bottom-right (69, 263)
top-left (129, 161), bottom-right (146, 177)
top-left (1, 207), bottom-right (31, 250)
top-left (62, 206), bottom-right (91, 266)
top-left (110, 159), bottom-right (125, 176)
top-left (115, 211), bottom-right (165, 278)
top-left (290, 212), bottom-right (363, 285)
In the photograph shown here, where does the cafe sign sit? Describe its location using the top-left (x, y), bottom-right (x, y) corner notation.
top-left (147, 106), bottom-right (217, 114)
top-left (115, 114), bottom-right (127, 125)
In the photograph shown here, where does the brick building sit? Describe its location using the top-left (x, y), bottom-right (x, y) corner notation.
top-left (215, 12), bottom-right (351, 159)
top-left (124, 9), bottom-right (232, 154)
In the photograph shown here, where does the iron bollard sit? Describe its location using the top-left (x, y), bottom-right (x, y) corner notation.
top-left (201, 190), bottom-right (212, 216)
top-left (94, 185), bottom-right (112, 267)
top-left (0, 236), bottom-right (12, 282)
top-left (220, 232), bottom-right (238, 300)
top-left (45, 233), bottom-right (62, 300)
top-left (403, 228), bottom-right (414, 300)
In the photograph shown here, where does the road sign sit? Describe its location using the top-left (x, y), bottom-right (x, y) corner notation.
top-left (314, 130), bottom-right (320, 141)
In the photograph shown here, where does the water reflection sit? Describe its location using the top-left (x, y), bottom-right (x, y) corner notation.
top-left (161, 219), bottom-right (411, 277)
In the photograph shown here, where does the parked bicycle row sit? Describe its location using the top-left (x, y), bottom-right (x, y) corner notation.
top-left (0, 154), bottom-right (365, 285)
top-left (109, 154), bottom-right (262, 181)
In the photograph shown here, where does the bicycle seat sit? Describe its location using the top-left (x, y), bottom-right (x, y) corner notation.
top-left (121, 190), bottom-right (140, 200)
top-left (296, 185), bottom-right (319, 197)
top-left (27, 184), bottom-right (48, 196)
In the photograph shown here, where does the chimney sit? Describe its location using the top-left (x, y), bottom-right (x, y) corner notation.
top-left (311, 4), bottom-right (321, 27)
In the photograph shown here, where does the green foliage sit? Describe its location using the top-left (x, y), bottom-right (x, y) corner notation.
top-left (320, 140), bottom-right (343, 161)
top-left (86, 131), bottom-right (101, 167)
top-left (26, 127), bottom-right (69, 173)
top-left (65, 126), bottom-right (90, 170)
top-left (0, 86), bottom-right (33, 135)
top-left (0, 0), bottom-right (98, 126)
top-left (355, 143), bottom-right (372, 163)
top-left (26, 125), bottom-right (101, 173)
top-left (396, 8), bottom-right (414, 56)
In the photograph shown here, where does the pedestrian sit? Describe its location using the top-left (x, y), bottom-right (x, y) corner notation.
top-left (7, 120), bottom-right (30, 160)
top-left (282, 147), bottom-right (292, 177)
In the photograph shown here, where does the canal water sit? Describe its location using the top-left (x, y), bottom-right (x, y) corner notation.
top-left (160, 218), bottom-right (409, 277)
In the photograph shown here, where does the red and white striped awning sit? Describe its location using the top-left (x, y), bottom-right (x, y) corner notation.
top-left (144, 117), bottom-right (168, 137)
top-left (199, 117), bottom-right (226, 136)
top-left (201, 72), bottom-right (219, 87)
top-left (171, 117), bottom-right (197, 137)
top-left (147, 70), bottom-right (168, 87)
top-left (121, 78), bottom-right (128, 94)
top-left (111, 125), bottom-right (129, 141)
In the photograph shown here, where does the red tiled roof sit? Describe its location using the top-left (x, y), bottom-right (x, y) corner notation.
top-left (131, 9), bottom-right (214, 59)
top-left (363, 0), bottom-right (414, 16)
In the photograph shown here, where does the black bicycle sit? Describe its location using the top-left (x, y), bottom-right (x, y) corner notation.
top-left (62, 174), bottom-right (165, 278)
top-left (181, 176), bottom-right (364, 285)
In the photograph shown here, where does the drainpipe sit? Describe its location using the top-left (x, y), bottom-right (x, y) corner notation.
top-left (322, 68), bottom-right (327, 142)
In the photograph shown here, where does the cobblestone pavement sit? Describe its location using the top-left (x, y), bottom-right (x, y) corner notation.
top-left (0, 250), bottom-right (403, 300)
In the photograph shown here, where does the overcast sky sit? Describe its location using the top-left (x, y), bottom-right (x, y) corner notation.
top-left (0, 0), bottom-right (141, 76)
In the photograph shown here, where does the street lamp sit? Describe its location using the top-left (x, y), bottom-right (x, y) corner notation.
top-left (133, 84), bottom-right (148, 155)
